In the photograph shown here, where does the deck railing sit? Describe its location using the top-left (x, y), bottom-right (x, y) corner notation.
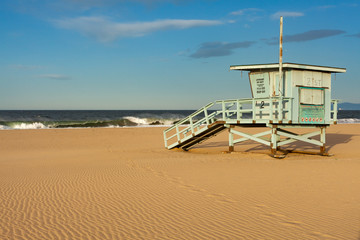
top-left (164, 97), bottom-right (293, 149)
top-left (331, 99), bottom-right (339, 123)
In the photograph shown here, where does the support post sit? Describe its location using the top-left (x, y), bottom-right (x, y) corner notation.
top-left (252, 99), bottom-right (256, 120)
top-left (320, 126), bottom-right (326, 155)
top-left (279, 97), bottom-right (283, 122)
top-left (229, 127), bottom-right (234, 152)
top-left (189, 117), bottom-right (194, 134)
top-left (236, 100), bottom-right (240, 119)
top-left (164, 131), bottom-right (168, 148)
top-left (271, 125), bottom-right (278, 155)
top-left (204, 107), bottom-right (209, 125)
top-left (222, 101), bottom-right (226, 120)
top-left (176, 125), bottom-right (180, 142)
top-left (239, 102), bottom-right (243, 119)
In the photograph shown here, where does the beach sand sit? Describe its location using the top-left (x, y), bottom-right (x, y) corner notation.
top-left (1, 125), bottom-right (359, 239)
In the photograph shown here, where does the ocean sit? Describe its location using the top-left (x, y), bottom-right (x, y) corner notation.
top-left (0, 110), bottom-right (359, 130)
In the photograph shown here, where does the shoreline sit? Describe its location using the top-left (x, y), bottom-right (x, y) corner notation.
top-left (1, 122), bottom-right (360, 131)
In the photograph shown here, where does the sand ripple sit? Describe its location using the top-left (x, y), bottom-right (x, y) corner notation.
top-left (1, 127), bottom-right (359, 239)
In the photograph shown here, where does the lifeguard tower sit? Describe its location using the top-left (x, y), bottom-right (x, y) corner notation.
top-left (163, 17), bottom-right (346, 157)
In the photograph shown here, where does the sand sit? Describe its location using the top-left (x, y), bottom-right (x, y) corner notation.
top-left (0, 124), bottom-right (359, 239)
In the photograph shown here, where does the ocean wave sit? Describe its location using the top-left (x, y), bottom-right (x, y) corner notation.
top-left (12, 122), bottom-right (48, 129)
top-left (0, 125), bottom-right (12, 130)
top-left (0, 116), bottom-right (179, 130)
top-left (337, 118), bottom-right (360, 124)
top-left (123, 116), bottom-right (148, 125)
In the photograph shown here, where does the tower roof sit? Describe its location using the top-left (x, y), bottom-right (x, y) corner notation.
top-left (230, 62), bottom-right (346, 73)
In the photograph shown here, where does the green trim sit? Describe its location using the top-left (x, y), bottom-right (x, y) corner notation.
top-left (299, 86), bottom-right (325, 90)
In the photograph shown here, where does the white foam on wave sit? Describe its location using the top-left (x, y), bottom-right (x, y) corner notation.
top-left (0, 125), bottom-right (12, 130)
top-left (12, 122), bottom-right (48, 129)
top-left (338, 118), bottom-right (360, 124)
top-left (106, 125), bottom-right (121, 128)
top-left (124, 116), bottom-right (180, 126)
top-left (123, 116), bottom-right (149, 125)
top-left (162, 120), bottom-right (176, 125)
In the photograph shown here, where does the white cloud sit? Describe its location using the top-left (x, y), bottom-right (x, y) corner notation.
top-left (230, 8), bottom-right (262, 16)
top-left (230, 10), bottom-right (245, 16)
top-left (53, 17), bottom-right (223, 42)
top-left (8, 64), bottom-right (43, 70)
top-left (38, 74), bottom-right (71, 80)
top-left (271, 11), bottom-right (304, 19)
top-left (229, 8), bottom-right (264, 22)
top-left (317, 5), bottom-right (336, 10)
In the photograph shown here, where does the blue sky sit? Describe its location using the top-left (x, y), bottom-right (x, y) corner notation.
top-left (0, 0), bottom-right (359, 110)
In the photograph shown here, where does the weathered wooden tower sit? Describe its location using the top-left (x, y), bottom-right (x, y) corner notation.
top-left (163, 17), bottom-right (346, 157)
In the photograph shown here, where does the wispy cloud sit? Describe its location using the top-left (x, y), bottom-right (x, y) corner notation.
top-left (11, 0), bottom-right (192, 15)
top-left (271, 11), bottom-right (304, 19)
top-left (50, 0), bottom-right (109, 12)
top-left (347, 33), bottom-right (360, 38)
top-left (190, 41), bottom-right (256, 58)
top-left (229, 8), bottom-right (263, 22)
top-left (8, 64), bottom-right (43, 70)
top-left (52, 0), bottom-right (188, 12)
top-left (38, 74), bottom-right (71, 80)
top-left (230, 8), bottom-right (262, 16)
top-left (264, 29), bottom-right (346, 45)
top-left (60, 0), bottom-right (192, 9)
top-left (53, 17), bottom-right (223, 42)
top-left (316, 5), bottom-right (336, 10)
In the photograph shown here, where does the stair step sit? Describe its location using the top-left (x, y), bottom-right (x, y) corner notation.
top-left (175, 122), bottom-right (226, 150)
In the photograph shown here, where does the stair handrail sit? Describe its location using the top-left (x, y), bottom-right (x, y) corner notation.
top-left (164, 101), bottom-right (218, 148)
top-left (164, 102), bottom-right (215, 133)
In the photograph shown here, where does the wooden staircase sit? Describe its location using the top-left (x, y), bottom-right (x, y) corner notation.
top-left (172, 121), bottom-right (227, 150)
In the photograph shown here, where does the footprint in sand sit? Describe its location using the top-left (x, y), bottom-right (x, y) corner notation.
top-left (206, 193), bottom-right (237, 203)
top-left (139, 165), bottom-right (238, 204)
top-left (254, 205), bottom-right (305, 230)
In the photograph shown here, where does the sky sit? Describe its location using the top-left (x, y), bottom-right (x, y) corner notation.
top-left (0, 0), bottom-right (359, 110)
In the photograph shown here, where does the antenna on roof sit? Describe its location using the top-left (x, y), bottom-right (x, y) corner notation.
top-left (278, 16), bottom-right (283, 97)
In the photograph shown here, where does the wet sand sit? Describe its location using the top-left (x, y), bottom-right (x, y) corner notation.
top-left (1, 125), bottom-right (359, 239)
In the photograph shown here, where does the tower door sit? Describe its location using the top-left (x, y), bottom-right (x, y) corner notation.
top-left (299, 87), bottom-right (325, 124)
